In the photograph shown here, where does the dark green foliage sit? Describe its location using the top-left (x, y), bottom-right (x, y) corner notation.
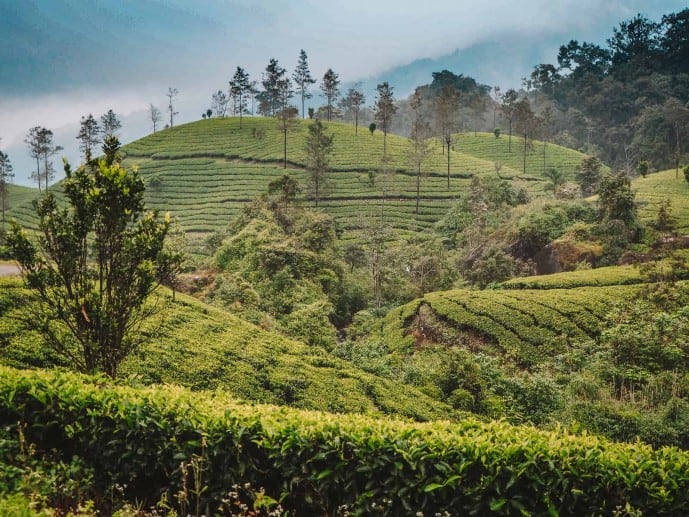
top-left (515, 202), bottom-right (597, 257)
top-left (531, 9), bottom-right (689, 170)
top-left (462, 247), bottom-right (517, 288)
top-left (574, 156), bottom-right (603, 196)
top-left (598, 173), bottom-right (638, 228)
top-left (3, 366), bottom-right (689, 515)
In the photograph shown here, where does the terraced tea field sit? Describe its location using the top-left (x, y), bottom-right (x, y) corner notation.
top-left (452, 132), bottom-right (600, 179)
top-left (633, 168), bottom-right (689, 233)
top-left (381, 284), bottom-right (638, 367)
top-left (6, 117), bottom-right (594, 242)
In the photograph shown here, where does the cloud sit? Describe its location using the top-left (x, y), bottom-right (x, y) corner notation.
top-left (2, 0), bottom-right (687, 184)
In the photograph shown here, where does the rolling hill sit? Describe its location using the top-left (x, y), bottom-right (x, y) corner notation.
top-left (5, 116), bottom-right (593, 243)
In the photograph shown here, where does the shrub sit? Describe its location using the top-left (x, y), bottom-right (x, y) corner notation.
top-left (3, 366), bottom-right (689, 515)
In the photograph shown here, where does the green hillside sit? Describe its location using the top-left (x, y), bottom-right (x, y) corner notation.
top-left (452, 132), bottom-right (600, 178)
top-left (634, 168), bottom-right (689, 233)
top-left (372, 285), bottom-right (637, 366)
top-left (5, 118), bottom-right (595, 242)
top-left (0, 277), bottom-right (456, 422)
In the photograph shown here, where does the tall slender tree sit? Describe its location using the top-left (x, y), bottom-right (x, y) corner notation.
top-left (25, 127), bottom-right (43, 191)
top-left (100, 109), bottom-right (122, 138)
top-left (166, 87), bottom-right (179, 127)
top-left (0, 145), bottom-right (14, 228)
top-left (374, 82), bottom-right (397, 157)
top-left (230, 66), bottom-right (251, 128)
top-left (491, 85), bottom-right (501, 129)
top-left (292, 49), bottom-right (316, 119)
top-left (514, 98), bottom-right (536, 175)
top-left (408, 90), bottom-right (431, 214)
top-left (500, 89), bottom-right (519, 152)
top-left (275, 78), bottom-right (298, 168)
top-left (77, 114), bottom-right (101, 163)
top-left (28, 128), bottom-right (62, 190)
top-left (320, 68), bottom-right (340, 122)
top-left (305, 119), bottom-right (334, 207)
top-left (149, 104), bottom-right (162, 133)
top-left (339, 85), bottom-right (365, 135)
top-left (434, 84), bottom-right (461, 174)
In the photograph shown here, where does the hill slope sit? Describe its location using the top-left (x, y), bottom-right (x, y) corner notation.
top-left (0, 277), bottom-right (456, 421)
top-left (6, 117), bottom-right (594, 241)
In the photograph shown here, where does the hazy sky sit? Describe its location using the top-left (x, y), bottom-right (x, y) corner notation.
top-left (1, 0), bottom-right (686, 184)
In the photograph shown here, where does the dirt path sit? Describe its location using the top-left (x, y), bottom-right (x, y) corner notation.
top-left (0, 263), bottom-right (20, 276)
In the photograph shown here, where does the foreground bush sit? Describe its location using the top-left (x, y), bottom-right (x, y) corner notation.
top-left (1, 366), bottom-right (689, 515)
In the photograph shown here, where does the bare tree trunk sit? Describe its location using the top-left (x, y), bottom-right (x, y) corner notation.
top-left (283, 127), bottom-right (287, 169)
top-left (523, 133), bottom-right (527, 175)
top-left (447, 148), bottom-right (451, 189)
top-left (416, 164), bottom-right (421, 215)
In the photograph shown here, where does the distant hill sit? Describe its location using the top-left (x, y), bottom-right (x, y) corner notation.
top-left (7, 117), bottom-right (592, 241)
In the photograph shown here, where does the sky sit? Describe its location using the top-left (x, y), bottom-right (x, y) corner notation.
top-left (1, 0), bottom-right (687, 185)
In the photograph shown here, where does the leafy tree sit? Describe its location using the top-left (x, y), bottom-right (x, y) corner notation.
top-left (100, 109), bottom-right (122, 138)
top-left (0, 146), bottom-right (13, 229)
top-left (102, 135), bottom-right (122, 166)
top-left (258, 58), bottom-right (286, 116)
top-left (166, 87), bottom-right (179, 127)
top-left (305, 119), bottom-right (334, 207)
top-left (653, 199), bottom-right (678, 235)
top-left (374, 82), bottom-right (397, 157)
top-left (575, 156), bottom-right (603, 197)
top-left (543, 167), bottom-right (566, 193)
top-left (229, 66), bottom-right (251, 128)
top-left (275, 78), bottom-right (298, 169)
top-left (7, 158), bottom-right (179, 378)
top-left (339, 85), bottom-right (365, 135)
top-left (529, 64), bottom-right (561, 96)
top-left (76, 114), bottom-right (101, 163)
top-left (292, 49), bottom-right (316, 119)
top-left (211, 90), bottom-right (229, 118)
top-left (369, 123), bottom-right (376, 135)
top-left (462, 247), bottom-right (516, 288)
top-left (607, 14), bottom-right (660, 71)
top-left (598, 172), bottom-right (638, 229)
top-left (637, 160), bottom-right (650, 178)
top-left (660, 9), bottom-right (689, 73)
top-left (500, 89), bottom-right (519, 152)
top-left (149, 104), bottom-right (162, 133)
top-left (320, 68), bottom-right (340, 122)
